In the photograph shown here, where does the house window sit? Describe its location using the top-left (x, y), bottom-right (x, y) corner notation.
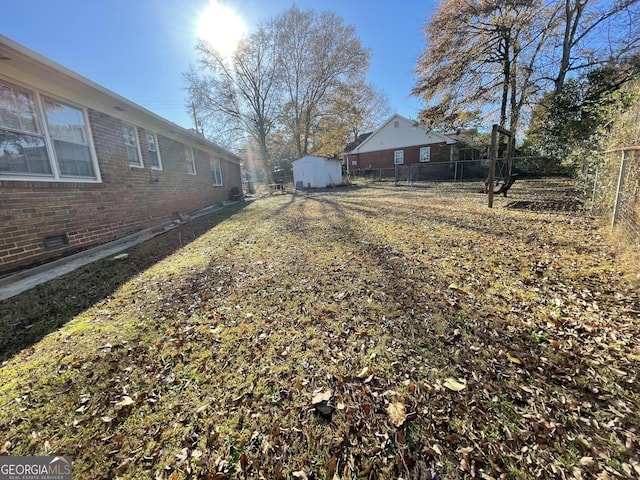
top-left (394, 150), bottom-right (404, 165)
top-left (0, 80), bottom-right (98, 181)
top-left (123, 124), bottom-right (142, 167)
top-left (419, 146), bottom-right (431, 162)
top-left (146, 133), bottom-right (162, 170)
top-left (185, 147), bottom-right (196, 174)
top-left (211, 157), bottom-right (223, 186)
top-left (43, 98), bottom-right (95, 177)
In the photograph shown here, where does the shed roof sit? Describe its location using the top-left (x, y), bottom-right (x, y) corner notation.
top-left (292, 155), bottom-right (341, 164)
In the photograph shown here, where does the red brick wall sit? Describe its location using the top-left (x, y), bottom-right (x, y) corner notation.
top-left (0, 109), bottom-right (241, 274)
top-left (347, 142), bottom-right (452, 170)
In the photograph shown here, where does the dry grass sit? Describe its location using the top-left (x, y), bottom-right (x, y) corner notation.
top-left (1, 179), bottom-right (639, 479)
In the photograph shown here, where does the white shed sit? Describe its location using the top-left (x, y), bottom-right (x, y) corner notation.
top-left (292, 155), bottom-right (343, 189)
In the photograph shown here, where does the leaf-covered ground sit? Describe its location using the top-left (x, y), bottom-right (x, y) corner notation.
top-left (1, 179), bottom-right (639, 479)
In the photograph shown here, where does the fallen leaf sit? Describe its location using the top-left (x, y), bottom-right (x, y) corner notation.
top-left (311, 388), bottom-right (332, 405)
top-left (443, 378), bottom-right (467, 391)
top-left (292, 471), bottom-right (308, 479)
top-left (386, 401), bottom-right (407, 427)
top-left (176, 447), bottom-right (189, 462)
top-left (356, 366), bottom-right (372, 379)
top-left (422, 444), bottom-right (442, 457)
top-left (327, 455), bottom-right (338, 478)
top-left (114, 396), bottom-right (135, 411)
top-left (580, 456), bottom-right (596, 468)
top-left (203, 474), bottom-right (227, 480)
top-left (506, 352), bottom-right (522, 364)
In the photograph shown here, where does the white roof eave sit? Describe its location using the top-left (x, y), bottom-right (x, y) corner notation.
top-left (0, 34), bottom-right (242, 165)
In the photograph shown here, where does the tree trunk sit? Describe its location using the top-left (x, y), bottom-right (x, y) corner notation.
top-left (554, 0), bottom-right (585, 97)
top-left (499, 36), bottom-right (510, 128)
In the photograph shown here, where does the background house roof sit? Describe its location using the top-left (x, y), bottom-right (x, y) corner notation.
top-left (348, 114), bottom-right (457, 154)
top-left (344, 132), bottom-right (372, 153)
top-left (0, 34), bottom-right (242, 165)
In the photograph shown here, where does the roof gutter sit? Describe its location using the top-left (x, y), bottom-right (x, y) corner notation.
top-left (0, 34), bottom-right (242, 165)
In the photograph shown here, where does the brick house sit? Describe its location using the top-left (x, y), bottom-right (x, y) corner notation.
top-left (0, 35), bottom-right (242, 274)
top-left (345, 114), bottom-right (457, 175)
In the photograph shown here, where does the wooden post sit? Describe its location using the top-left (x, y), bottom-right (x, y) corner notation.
top-left (488, 124), bottom-right (514, 208)
top-left (507, 135), bottom-right (514, 176)
top-left (611, 149), bottom-right (629, 233)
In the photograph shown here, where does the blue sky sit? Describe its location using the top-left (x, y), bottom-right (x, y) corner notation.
top-left (1, 1), bottom-right (436, 131)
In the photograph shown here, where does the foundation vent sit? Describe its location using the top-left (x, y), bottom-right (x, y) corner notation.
top-left (43, 234), bottom-right (69, 250)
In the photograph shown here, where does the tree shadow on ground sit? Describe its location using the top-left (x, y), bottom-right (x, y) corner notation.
top-left (0, 202), bottom-right (249, 363)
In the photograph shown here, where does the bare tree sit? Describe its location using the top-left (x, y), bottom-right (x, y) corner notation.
top-left (274, 6), bottom-right (370, 158)
top-left (312, 81), bottom-right (392, 158)
top-left (185, 26), bottom-right (281, 182)
top-left (186, 6), bottom-right (375, 178)
top-left (551, 0), bottom-right (640, 97)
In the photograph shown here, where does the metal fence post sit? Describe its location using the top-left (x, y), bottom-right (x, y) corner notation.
top-left (591, 162), bottom-right (599, 207)
top-left (611, 149), bottom-right (629, 233)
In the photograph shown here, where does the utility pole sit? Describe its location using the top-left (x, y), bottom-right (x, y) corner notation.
top-left (191, 102), bottom-right (199, 134)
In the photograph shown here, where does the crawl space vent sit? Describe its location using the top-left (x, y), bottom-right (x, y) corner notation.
top-left (43, 234), bottom-right (69, 250)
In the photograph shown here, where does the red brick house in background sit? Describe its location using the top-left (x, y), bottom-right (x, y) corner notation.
top-left (345, 114), bottom-right (457, 175)
top-left (0, 35), bottom-right (242, 274)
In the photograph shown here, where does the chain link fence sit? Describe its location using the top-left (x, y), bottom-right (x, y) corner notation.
top-left (587, 147), bottom-right (640, 242)
top-left (350, 157), bottom-right (563, 184)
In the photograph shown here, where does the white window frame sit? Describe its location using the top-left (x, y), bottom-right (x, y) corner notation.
top-left (0, 79), bottom-right (100, 183)
top-left (123, 123), bottom-right (143, 168)
top-left (146, 133), bottom-right (162, 170)
top-left (211, 157), bottom-right (223, 186)
top-left (394, 150), bottom-right (404, 165)
top-left (185, 146), bottom-right (196, 175)
top-left (419, 146), bottom-right (431, 163)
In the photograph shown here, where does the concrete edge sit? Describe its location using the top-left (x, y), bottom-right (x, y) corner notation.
top-left (0, 201), bottom-right (239, 301)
